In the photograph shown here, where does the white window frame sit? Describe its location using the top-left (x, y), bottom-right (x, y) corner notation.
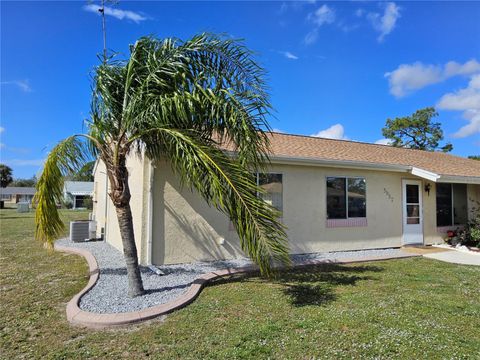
top-left (326, 176), bottom-right (367, 220)
top-left (254, 172), bottom-right (284, 213)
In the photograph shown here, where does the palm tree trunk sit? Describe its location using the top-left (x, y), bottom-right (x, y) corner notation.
top-left (115, 202), bottom-right (145, 297)
top-left (109, 159), bottom-right (145, 297)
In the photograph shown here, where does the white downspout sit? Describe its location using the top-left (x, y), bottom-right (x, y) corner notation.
top-left (147, 161), bottom-right (154, 265)
top-left (100, 170), bottom-right (108, 241)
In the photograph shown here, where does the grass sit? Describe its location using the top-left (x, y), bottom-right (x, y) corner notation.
top-left (1, 209), bottom-right (479, 359)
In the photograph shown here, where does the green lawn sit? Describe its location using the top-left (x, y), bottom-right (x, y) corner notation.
top-left (1, 209), bottom-right (479, 359)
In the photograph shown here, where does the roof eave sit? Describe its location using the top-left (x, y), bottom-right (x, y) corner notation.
top-left (269, 155), bottom-right (410, 172)
top-left (437, 175), bottom-right (480, 184)
top-left (410, 167), bottom-right (480, 184)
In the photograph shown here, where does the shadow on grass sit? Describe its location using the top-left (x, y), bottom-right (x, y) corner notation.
top-left (209, 263), bottom-right (383, 307)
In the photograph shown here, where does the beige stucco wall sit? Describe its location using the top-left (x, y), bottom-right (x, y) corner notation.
top-left (151, 160), bottom-right (447, 265)
top-left (423, 181), bottom-right (438, 245)
top-left (92, 155), bottom-right (148, 260)
top-left (151, 160), bottom-right (245, 265)
top-left (95, 155), bottom-right (480, 266)
top-left (467, 184), bottom-right (480, 218)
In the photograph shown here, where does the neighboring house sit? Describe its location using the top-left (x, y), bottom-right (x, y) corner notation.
top-left (92, 132), bottom-right (480, 266)
top-left (0, 187), bottom-right (36, 204)
top-left (63, 181), bottom-right (94, 209)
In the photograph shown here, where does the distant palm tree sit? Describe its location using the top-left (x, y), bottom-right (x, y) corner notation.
top-left (0, 164), bottom-right (13, 188)
top-left (34, 34), bottom-right (290, 297)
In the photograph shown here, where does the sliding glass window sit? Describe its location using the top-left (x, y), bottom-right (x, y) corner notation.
top-left (327, 177), bottom-right (366, 219)
top-left (436, 183), bottom-right (467, 226)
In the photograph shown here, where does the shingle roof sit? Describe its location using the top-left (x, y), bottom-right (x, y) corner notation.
top-left (0, 187), bottom-right (36, 195)
top-left (63, 181), bottom-right (94, 196)
top-left (221, 132), bottom-right (480, 179)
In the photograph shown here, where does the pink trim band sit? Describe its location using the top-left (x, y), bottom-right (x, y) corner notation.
top-left (326, 218), bottom-right (367, 228)
top-left (437, 225), bottom-right (464, 234)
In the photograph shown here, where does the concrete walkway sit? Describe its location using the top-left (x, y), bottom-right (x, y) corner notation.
top-left (424, 251), bottom-right (480, 266)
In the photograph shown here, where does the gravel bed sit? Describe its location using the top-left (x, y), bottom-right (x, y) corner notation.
top-left (56, 238), bottom-right (409, 314)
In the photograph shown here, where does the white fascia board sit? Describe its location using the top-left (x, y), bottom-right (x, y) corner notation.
top-left (437, 175), bottom-right (480, 184)
top-left (269, 155), bottom-right (410, 172)
top-left (410, 167), bottom-right (441, 182)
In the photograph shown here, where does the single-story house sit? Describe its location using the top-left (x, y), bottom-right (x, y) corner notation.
top-left (0, 187), bottom-right (36, 204)
top-left (63, 181), bottom-right (94, 209)
top-left (92, 132), bottom-right (480, 266)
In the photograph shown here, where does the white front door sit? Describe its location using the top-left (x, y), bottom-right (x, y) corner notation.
top-left (402, 180), bottom-right (423, 245)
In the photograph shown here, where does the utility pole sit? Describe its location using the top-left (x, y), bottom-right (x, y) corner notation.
top-left (98, 0), bottom-right (107, 64)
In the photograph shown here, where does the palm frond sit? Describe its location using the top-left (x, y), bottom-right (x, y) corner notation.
top-left (141, 127), bottom-right (290, 275)
top-left (34, 136), bottom-right (92, 248)
top-left (95, 35), bottom-right (272, 171)
top-left (85, 33), bottom-right (289, 274)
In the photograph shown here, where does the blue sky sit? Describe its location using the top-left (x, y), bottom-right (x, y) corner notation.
top-left (1, 1), bottom-right (479, 178)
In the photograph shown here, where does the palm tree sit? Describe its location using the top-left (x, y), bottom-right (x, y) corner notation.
top-left (34, 34), bottom-right (290, 297)
top-left (0, 164), bottom-right (14, 188)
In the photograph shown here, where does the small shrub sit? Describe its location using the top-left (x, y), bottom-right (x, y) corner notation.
top-left (457, 203), bottom-right (480, 248)
top-left (83, 197), bottom-right (93, 210)
top-left (62, 199), bottom-right (73, 209)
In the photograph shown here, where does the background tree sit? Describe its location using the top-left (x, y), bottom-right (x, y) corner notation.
top-left (0, 164), bottom-right (13, 188)
top-left (11, 175), bottom-right (37, 187)
top-left (34, 34), bottom-right (290, 297)
top-left (468, 155), bottom-right (480, 161)
top-left (382, 107), bottom-right (453, 152)
top-left (65, 161), bottom-right (95, 181)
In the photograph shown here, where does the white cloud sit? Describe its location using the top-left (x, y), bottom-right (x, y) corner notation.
top-left (1, 80), bottom-right (32, 92)
top-left (451, 110), bottom-right (480, 139)
top-left (385, 59), bottom-right (480, 97)
top-left (437, 74), bottom-right (480, 138)
top-left (444, 60), bottom-right (480, 77)
top-left (0, 126), bottom-right (4, 134)
top-left (281, 51), bottom-right (299, 60)
top-left (374, 138), bottom-right (393, 145)
top-left (83, 4), bottom-right (147, 23)
top-left (304, 4), bottom-right (335, 45)
top-left (271, 128), bottom-right (285, 133)
top-left (309, 4), bottom-right (335, 26)
top-left (385, 62), bottom-right (443, 97)
top-left (2, 159), bottom-right (45, 167)
top-left (304, 29), bottom-right (319, 45)
top-left (437, 81), bottom-right (480, 111)
top-left (311, 124), bottom-right (348, 140)
top-left (368, 2), bottom-right (401, 42)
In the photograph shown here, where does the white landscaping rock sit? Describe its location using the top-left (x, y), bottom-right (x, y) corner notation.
top-left (56, 238), bottom-right (409, 314)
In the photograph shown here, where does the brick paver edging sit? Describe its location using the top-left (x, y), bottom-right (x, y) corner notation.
top-left (54, 243), bottom-right (420, 329)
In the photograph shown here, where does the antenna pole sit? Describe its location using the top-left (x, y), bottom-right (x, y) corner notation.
top-left (99, 0), bottom-right (107, 64)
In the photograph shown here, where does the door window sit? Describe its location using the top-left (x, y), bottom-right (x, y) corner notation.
top-left (405, 184), bottom-right (420, 225)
